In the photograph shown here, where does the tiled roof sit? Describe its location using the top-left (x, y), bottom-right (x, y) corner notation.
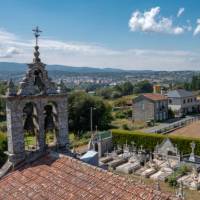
top-left (0, 153), bottom-right (176, 200)
top-left (142, 93), bottom-right (168, 101)
top-left (167, 89), bottom-right (194, 98)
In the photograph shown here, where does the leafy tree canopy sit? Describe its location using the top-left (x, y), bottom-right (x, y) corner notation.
top-left (133, 80), bottom-right (153, 94)
top-left (68, 91), bottom-right (112, 136)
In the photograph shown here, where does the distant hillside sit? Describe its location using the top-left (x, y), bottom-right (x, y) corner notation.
top-left (0, 62), bottom-right (124, 73)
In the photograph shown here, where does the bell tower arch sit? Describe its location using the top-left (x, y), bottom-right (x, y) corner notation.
top-left (5, 27), bottom-right (69, 166)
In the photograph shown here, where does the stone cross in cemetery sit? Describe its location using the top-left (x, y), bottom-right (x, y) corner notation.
top-left (189, 141), bottom-right (196, 162)
top-left (4, 27), bottom-right (69, 166)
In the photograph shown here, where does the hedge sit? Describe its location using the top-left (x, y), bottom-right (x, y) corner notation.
top-left (0, 132), bottom-right (7, 167)
top-left (112, 129), bottom-right (200, 156)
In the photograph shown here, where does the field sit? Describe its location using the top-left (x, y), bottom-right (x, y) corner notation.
top-left (111, 118), bottom-right (147, 130)
top-left (169, 121), bottom-right (200, 138)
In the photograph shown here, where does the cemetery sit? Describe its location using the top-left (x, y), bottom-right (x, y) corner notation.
top-left (96, 136), bottom-right (200, 191)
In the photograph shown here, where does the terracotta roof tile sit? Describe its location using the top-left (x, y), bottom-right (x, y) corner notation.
top-left (143, 93), bottom-right (168, 101)
top-left (0, 154), bottom-right (176, 200)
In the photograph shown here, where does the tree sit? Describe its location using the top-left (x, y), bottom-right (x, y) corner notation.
top-left (0, 82), bottom-right (7, 120)
top-left (191, 75), bottom-right (198, 90)
top-left (0, 132), bottom-right (7, 167)
top-left (0, 98), bottom-right (5, 114)
top-left (183, 74), bottom-right (200, 91)
top-left (68, 91), bottom-right (112, 136)
top-left (0, 82), bottom-right (7, 95)
top-left (95, 87), bottom-right (114, 99)
top-left (133, 80), bottom-right (153, 93)
top-left (121, 81), bottom-right (133, 95)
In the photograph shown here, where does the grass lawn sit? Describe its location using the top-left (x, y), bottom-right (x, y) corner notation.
top-left (69, 133), bottom-right (91, 148)
top-left (111, 118), bottom-right (147, 130)
top-left (16, 132), bottom-right (92, 150)
top-left (106, 94), bottom-right (138, 107)
top-left (24, 132), bottom-right (55, 150)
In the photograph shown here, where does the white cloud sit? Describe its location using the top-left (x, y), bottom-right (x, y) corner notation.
top-left (177, 8), bottom-right (185, 17)
top-left (0, 28), bottom-right (200, 70)
top-left (0, 47), bottom-right (21, 58)
top-left (194, 18), bottom-right (200, 35)
top-left (129, 7), bottom-right (185, 35)
top-left (39, 39), bottom-right (119, 55)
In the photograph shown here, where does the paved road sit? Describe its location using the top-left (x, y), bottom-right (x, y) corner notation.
top-left (143, 116), bottom-right (198, 133)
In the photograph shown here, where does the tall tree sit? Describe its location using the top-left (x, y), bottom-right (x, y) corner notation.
top-left (121, 81), bottom-right (133, 95)
top-left (68, 91), bottom-right (112, 136)
top-left (133, 80), bottom-right (153, 93)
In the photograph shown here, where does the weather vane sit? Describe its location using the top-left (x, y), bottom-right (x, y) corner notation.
top-left (32, 26), bottom-right (42, 46)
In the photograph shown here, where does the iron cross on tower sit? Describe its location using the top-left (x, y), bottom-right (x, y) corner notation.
top-left (32, 26), bottom-right (42, 46)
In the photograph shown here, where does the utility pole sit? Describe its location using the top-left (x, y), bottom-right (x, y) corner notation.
top-left (90, 107), bottom-right (96, 133)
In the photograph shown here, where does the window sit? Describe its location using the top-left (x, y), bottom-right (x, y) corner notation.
top-left (163, 112), bottom-right (166, 119)
top-left (142, 103), bottom-right (145, 110)
top-left (169, 99), bottom-right (172, 104)
top-left (183, 99), bottom-right (186, 104)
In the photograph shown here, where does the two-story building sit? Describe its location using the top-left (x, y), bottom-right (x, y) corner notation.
top-left (133, 93), bottom-right (168, 122)
top-left (167, 89), bottom-right (200, 117)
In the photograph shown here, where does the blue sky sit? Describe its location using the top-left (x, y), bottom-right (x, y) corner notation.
top-left (0, 0), bottom-right (200, 70)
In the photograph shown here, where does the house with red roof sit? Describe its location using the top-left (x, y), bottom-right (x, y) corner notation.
top-left (133, 93), bottom-right (168, 122)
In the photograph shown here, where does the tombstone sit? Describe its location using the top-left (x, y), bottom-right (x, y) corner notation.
top-left (89, 131), bottom-right (113, 157)
top-left (153, 138), bottom-right (180, 160)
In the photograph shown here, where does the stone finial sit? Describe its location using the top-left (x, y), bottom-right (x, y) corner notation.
top-left (140, 145), bottom-right (143, 151)
top-left (189, 141), bottom-right (196, 162)
top-left (139, 175), bottom-right (144, 184)
top-left (57, 80), bottom-right (67, 94)
top-left (176, 181), bottom-right (185, 200)
top-left (192, 166), bottom-right (198, 179)
top-left (155, 179), bottom-right (161, 191)
top-left (32, 26), bottom-right (42, 63)
top-left (149, 151), bottom-right (153, 162)
top-left (155, 143), bottom-right (159, 152)
top-left (6, 79), bottom-right (16, 96)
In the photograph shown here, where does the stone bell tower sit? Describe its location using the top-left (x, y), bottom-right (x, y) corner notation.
top-left (5, 27), bottom-right (69, 166)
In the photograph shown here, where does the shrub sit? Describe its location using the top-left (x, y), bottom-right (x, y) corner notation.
top-left (0, 121), bottom-right (7, 132)
top-left (168, 176), bottom-right (178, 187)
top-left (166, 165), bottom-right (190, 187)
top-left (0, 132), bottom-right (7, 167)
top-left (115, 111), bottom-right (126, 119)
top-left (168, 108), bottom-right (175, 119)
top-left (122, 124), bottom-right (130, 130)
top-left (111, 129), bottom-right (200, 155)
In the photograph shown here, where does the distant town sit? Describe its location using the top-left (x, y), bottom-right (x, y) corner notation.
top-left (0, 62), bottom-right (198, 90)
